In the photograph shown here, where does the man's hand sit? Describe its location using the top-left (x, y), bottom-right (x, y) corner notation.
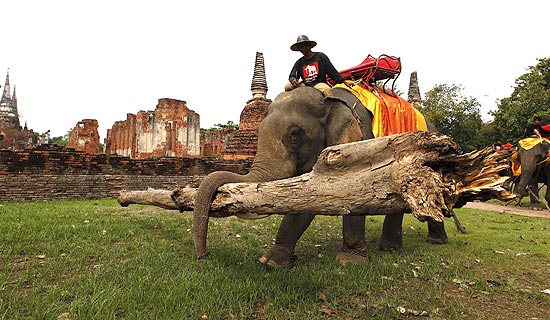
top-left (344, 80), bottom-right (355, 88)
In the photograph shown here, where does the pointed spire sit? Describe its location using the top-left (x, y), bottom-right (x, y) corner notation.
top-left (0, 69), bottom-right (20, 129)
top-left (1, 69), bottom-right (11, 104)
top-left (251, 52), bottom-right (268, 100)
top-left (408, 71), bottom-right (422, 109)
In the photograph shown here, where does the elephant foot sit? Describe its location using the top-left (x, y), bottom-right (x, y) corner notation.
top-left (427, 221), bottom-right (449, 245)
top-left (259, 245), bottom-right (297, 268)
top-left (528, 202), bottom-right (547, 210)
top-left (426, 235), bottom-right (449, 244)
top-left (336, 248), bottom-right (368, 265)
top-left (378, 238), bottom-right (403, 252)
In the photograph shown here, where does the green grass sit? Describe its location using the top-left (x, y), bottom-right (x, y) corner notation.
top-left (1, 200), bottom-right (549, 319)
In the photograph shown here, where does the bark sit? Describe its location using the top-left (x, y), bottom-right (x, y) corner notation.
top-left (117, 131), bottom-right (515, 223)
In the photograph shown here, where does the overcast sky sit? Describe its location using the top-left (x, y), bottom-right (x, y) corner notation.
top-left (1, 0), bottom-right (548, 141)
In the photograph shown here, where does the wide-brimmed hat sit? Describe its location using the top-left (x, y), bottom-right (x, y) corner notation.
top-left (290, 35), bottom-right (317, 51)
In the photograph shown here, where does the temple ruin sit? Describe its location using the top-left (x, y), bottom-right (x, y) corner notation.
top-left (68, 119), bottom-right (100, 154)
top-left (221, 52), bottom-right (270, 160)
top-left (0, 70), bottom-right (34, 150)
top-left (104, 98), bottom-right (201, 159)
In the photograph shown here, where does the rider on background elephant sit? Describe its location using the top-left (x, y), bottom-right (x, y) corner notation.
top-left (523, 115), bottom-right (550, 138)
top-left (511, 136), bottom-right (550, 206)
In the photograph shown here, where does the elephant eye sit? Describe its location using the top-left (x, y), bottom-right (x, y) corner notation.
top-left (284, 125), bottom-right (305, 150)
top-left (289, 126), bottom-right (304, 142)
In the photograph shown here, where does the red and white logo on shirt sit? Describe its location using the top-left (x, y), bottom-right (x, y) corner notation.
top-left (302, 62), bottom-right (319, 84)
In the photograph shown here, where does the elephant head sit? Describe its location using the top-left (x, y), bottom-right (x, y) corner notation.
top-left (514, 139), bottom-right (550, 202)
top-left (193, 87), bottom-right (363, 259)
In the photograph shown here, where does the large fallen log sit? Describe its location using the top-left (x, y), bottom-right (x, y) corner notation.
top-left (118, 131), bottom-right (515, 222)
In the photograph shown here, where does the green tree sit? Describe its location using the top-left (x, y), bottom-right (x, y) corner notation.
top-left (491, 57), bottom-right (550, 143)
top-left (50, 131), bottom-right (69, 147)
top-left (422, 83), bottom-right (484, 152)
top-left (200, 121), bottom-right (240, 133)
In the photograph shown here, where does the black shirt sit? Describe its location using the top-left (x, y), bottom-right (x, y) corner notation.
top-left (288, 52), bottom-right (344, 86)
top-left (524, 123), bottom-right (550, 137)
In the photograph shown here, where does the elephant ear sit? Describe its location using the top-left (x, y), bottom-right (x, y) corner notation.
top-left (323, 96), bottom-right (363, 146)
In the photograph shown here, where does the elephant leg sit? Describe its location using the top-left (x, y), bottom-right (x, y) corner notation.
top-left (336, 216), bottom-right (368, 264)
top-left (259, 214), bottom-right (315, 268)
top-left (378, 213), bottom-right (404, 251)
top-left (529, 181), bottom-right (542, 205)
top-left (426, 221), bottom-right (449, 244)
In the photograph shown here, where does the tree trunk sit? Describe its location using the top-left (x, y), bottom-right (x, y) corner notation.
top-left (118, 131), bottom-right (515, 223)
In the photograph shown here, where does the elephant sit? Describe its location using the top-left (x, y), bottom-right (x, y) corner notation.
top-left (193, 86), bottom-right (449, 267)
top-left (511, 139), bottom-right (550, 205)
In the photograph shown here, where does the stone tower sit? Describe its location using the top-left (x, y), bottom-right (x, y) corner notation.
top-left (408, 71), bottom-right (422, 109)
top-left (0, 70), bottom-right (34, 150)
top-left (0, 70), bottom-right (20, 130)
top-left (250, 51), bottom-right (268, 100)
top-left (221, 52), bottom-right (271, 160)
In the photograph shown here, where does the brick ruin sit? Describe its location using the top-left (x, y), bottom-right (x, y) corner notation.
top-left (68, 119), bottom-right (100, 153)
top-left (104, 98), bottom-right (201, 159)
top-left (65, 52), bottom-right (270, 160)
top-left (200, 127), bottom-right (235, 158)
top-left (0, 70), bottom-right (35, 150)
top-left (222, 52), bottom-right (270, 159)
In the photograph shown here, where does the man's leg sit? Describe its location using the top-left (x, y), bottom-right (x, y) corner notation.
top-left (313, 82), bottom-right (334, 97)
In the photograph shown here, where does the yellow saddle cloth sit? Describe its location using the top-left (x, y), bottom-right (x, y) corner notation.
top-left (511, 137), bottom-right (550, 176)
top-left (518, 137), bottom-right (550, 150)
top-left (333, 84), bottom-right (427, 137)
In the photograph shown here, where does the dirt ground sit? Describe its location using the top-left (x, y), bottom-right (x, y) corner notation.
top-left (464, 201), bottom-right (550, 218)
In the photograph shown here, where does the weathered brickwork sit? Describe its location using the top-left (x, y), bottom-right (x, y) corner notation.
top-left (105, 98), bottom-right (201, 159)
top-left (221, 97), bottom-right (270, 160)
top-left (0, 145), bottom-right (252, 202)
top-left (200, 128), bottom-right (235, 158)
top-left (0, 127), bottom-right (34, 150)
top-left (68, 119), bottom-right (100, 154)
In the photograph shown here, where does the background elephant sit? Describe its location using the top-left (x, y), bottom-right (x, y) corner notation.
top-left (193, 86), bottom-right (448, 266)
top-left (512, 140), bottom-right (550, 205)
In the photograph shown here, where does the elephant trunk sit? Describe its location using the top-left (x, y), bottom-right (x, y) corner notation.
top-left (193, 128), bottom-right (298, 259)
top-left (193, 171), bottom-right (247, 258)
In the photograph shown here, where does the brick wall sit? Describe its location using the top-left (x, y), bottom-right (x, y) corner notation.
top-left (0, 144), bottom-right (252, 202)
top-left (68, 119), bottom-right (100, 154)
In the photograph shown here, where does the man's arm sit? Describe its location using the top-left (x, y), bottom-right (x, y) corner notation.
top-left (320, 53), bottom-right (345, 84)
top-left (288, 59), bottom-right (302, 83)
